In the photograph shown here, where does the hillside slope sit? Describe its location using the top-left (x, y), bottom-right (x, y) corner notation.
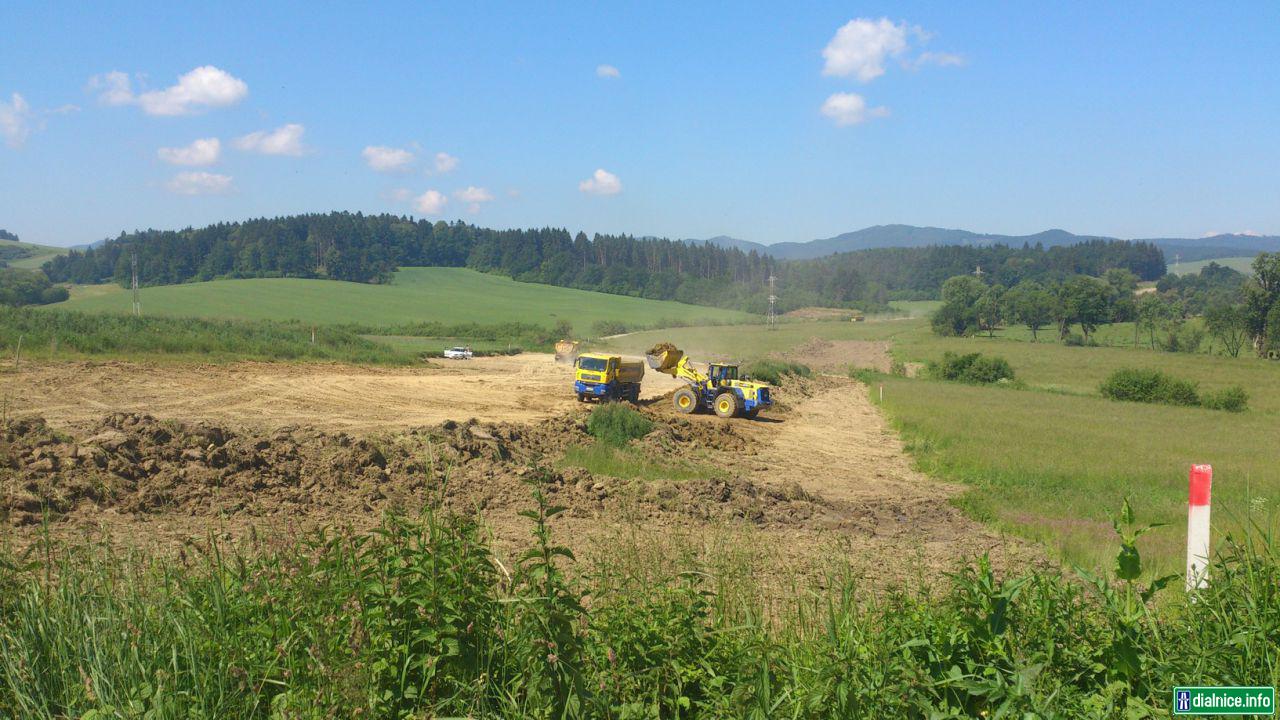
top-left (47, 267), bottom-right (755, 328)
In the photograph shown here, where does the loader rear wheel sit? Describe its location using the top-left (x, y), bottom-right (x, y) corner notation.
top-left (673, 387), bottom-right (698, 414)
top-left (714, 392), bottom-right (740, 418)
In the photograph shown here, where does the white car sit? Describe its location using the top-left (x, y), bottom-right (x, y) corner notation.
top-left (443, 346), bottom-right (474, 360)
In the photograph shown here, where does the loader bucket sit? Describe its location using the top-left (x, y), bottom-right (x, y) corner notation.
top-left (645, 348), bottom-right (683, 371)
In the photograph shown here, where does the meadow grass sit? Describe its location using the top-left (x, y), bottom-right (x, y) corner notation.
top-left (47, 267), bottom-right (754, 329)
top-left (1169, 255), bottom-right (1259, 276)
top-left (1, 494), bottom-right (1275, 718)
top-left (0, 307), bottom-right (418, 365)
top-left (0, 239), bottom-right (66, 270)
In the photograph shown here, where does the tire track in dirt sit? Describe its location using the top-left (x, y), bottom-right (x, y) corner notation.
top-left (729, 378), bottom-right (1039, 579)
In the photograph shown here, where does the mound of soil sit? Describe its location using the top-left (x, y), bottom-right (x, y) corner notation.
top-left (0, 407), bottom-right (821, 532)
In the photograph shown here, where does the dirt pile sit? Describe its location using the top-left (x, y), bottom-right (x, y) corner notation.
top-left (0, 412), bottom-right (576, 526)
top-left (0, 408), bottom-right (827, 533)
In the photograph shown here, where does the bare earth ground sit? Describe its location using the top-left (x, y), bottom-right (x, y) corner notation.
top-left (1, 352), bottom-right (1037, 589)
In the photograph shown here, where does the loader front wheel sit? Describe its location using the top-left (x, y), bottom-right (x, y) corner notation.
top-left (673, 387), bottom-right (698, 414)
top-left (714, 392), bottom-right (740, 418)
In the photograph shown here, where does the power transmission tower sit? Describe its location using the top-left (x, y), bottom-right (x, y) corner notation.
top-left (767, 274), bottom-right (777, 329)
top-left (131, 248), bottom-right (141, 317)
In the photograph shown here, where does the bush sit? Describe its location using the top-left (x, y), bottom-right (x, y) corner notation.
top-left (1099, 368), bottom-right (1200, 406)
top-left (927, 352), bottom-right (1015, 384)
top-left (585, 403), bottom-right (653, 446)
top-left (744, 359), bottom-right (811, 385)
top-left (590, 319), bottom-right (629, 337)
top-left (1201, 386), bottom-right (1249, 412)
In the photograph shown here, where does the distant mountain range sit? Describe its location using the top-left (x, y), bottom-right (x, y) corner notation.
top-left (685, 225), bottom-right (1280, 263)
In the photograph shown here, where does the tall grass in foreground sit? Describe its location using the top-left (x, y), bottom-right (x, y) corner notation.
top-left (2, 485), bottom-right (1277, 718)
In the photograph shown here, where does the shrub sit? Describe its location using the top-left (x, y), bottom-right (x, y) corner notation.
top-left (585, 403), bottom-right (653, 446)
top-left (1063, 333), bottom-right (1086, 347)
top-left (744, 359), bottom-right (811, 385)
top-left (1201, 386), bottom-right (1249, 413)
top-left (1099, 368), bottom-right (1200, 406)
top-left (927, 352), bottom-right (1015, 384)
top-left (590, 319), bottom-right (629, 337)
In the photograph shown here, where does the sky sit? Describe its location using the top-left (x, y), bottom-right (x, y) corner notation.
top-left (1, 2), bottom-right (1278, 247)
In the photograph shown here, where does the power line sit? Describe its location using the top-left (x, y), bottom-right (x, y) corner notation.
top-left (131, 247), bottom-right (141, 317)
top-left (767, 274), bottom-right (777, 329)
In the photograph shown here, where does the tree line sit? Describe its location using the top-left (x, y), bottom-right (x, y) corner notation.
top-left (41, 211), bottom-right (1167, 314)
top-left (932, 253), bottom-right (1280, 358)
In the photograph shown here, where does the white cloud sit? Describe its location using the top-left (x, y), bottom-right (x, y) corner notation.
top-left (821, 92), bottom-right (889, 126)
top-left (578, 168), bottom-right (622, 196)
top-left (414, 189), bottom-right (448, 215)
top-left (454, 186), bottom-right (494, 213)
top-left (362, 145), bottom-right (414, 172)
top-left (93, 66), bottom-right (248, 116)
top-left (234, 123), bottom-right (307, 156)
top-left (0, 93), bottom-right (32, 148)
top-left (433, 151), bottom-right (458, 173)
top-left (388, 188), bottom-right (413, 202)
top-left (167, 171), bottom-right (233, 195)
top-left (89, 71), bottom-right (135, 106)
top-left (596, 64), bottom-right (621, 79)
top-left (822, 18), bottom-right (909, 82)
top-left (158, 137), bottom-right (221, 166)
top-left (912, 51), bottom-right (966, 68)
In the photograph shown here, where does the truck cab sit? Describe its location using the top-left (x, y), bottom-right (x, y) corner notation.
top-left (574, 352), bottom-right (643, 403)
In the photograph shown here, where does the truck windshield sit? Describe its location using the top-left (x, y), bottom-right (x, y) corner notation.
top-left (577, 357), bottom-right (608, 372)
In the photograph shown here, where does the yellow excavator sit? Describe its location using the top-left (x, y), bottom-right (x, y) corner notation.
top-left (645, 344), bottom-right (772, 419)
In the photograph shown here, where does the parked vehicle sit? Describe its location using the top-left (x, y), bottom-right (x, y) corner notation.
top-left (443, 346), bottom-right (474, 359)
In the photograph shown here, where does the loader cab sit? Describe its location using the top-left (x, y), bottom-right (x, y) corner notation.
top-left (708, 363), bottom-right (739, 386)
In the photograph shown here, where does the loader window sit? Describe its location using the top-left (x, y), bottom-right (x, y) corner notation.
top-left (710, 365), bottom-right (738, 382)
top-left (577, 357), bottom-right (608, 372)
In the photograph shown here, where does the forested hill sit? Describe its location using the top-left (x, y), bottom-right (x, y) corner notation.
top-left (42, 212), bottom-right (1165, 314)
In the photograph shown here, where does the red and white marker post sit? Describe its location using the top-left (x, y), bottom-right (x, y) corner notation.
top-left (1186, 464), bottom-right (1213, 592)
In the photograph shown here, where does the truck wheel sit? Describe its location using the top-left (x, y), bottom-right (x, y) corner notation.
top-left (673, 387), bottom-right (698, 414)
top-left (577, 393), bottom-right (586, 402)
top-left (714, 392), bottom-right (740, 418)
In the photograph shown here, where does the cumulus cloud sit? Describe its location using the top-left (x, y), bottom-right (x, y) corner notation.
top-left (0, 93), bottom-right (32, 148)
top-left (167, 171), bottom-right (233, 195)
top-left (578, 168), bottom-right (622, 196)
top-left (454, 186), bottom-right (494, 213)
top-left (93, 66), bottom-right (248, 116)
top-left (822, 18), bottom-right (909, 82)
top-left (433, 151), bottom-right (458, 173)
top-left (158, 137), bottom-right (221, 166)
top-left (596, 64), bottom-right (621, 79)
top-left (820, 92), bottom-right (889, 126)
top-left (414, 190), bottom-right (448, 215)
top-left (234, 124), bottom-right (307, 156)
top-left (362, 145), bottom-right (414, 172)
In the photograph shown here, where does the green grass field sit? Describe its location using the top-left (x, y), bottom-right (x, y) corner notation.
top-left (0, 238), bottom-right (67, 270)
top-left (606, 315), bottom-right (1279, 572)
top-left (47, 267), bottom-right (755, 330)
top-left (1169, 255), bottom-right (1258, 276)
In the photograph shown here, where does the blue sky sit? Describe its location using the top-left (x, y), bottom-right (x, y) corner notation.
top-left (2, 1), bottom-right (1278, 247)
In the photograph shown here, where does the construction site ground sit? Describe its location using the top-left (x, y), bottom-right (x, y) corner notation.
top-left (1, 348), bottom-right (1038, 589)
